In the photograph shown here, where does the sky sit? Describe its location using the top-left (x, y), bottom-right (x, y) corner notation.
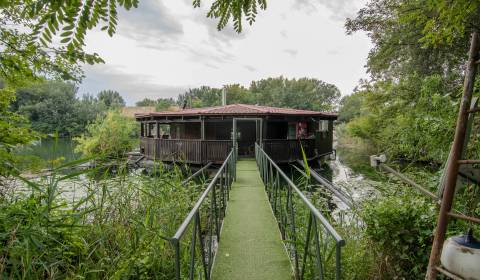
top-left (79, 0), bottom-right (371, 105)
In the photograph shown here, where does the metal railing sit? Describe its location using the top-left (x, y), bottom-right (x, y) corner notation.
top-left (255, 143), bottom-right (345, 280)
top-left (181, 162), bottom-right (213, 185)
top-left (170, 149), bottom-right (236, 279)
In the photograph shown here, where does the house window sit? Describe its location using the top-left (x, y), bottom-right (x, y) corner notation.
top-left (318, 120), bottom-right (329, 132)
top-left (159, 124), bottom-right (170, 139)
top-left (287, 123), bottom-right (296, 139)
top-left (148, 123), bottom-right (155, 137)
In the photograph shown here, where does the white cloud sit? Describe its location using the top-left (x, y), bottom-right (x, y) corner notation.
top-left (284, 49), bottom-right (299, 57)
top-left (79, 0), bottom-right (371, 104)
top-left (293, 0), bottom-right (364, 21)
top-left (80, 64), bottom-right (187, 105)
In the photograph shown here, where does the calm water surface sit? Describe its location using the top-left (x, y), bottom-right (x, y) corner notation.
top-left (17, 137), bottom-right (79, 162)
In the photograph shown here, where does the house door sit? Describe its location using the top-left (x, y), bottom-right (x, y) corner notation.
top-left (233, 118), bottom-right (262, 158)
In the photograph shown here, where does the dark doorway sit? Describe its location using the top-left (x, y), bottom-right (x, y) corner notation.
top-left (237, 121), bottom-right (257, 157)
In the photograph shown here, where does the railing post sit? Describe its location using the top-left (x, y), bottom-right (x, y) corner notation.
top-left (173, 239), bottom-right (181, 280)
top-left (336, 243), bottom-right (342, 280)
top-left (189, 218), bottom-right (198, 280)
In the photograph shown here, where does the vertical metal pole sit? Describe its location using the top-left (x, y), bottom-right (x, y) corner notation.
top-left (174, 239), bottom-right (181, 280)
top-left (189, 219), bottom-right (198, 280)
top-left (426, 31), bottom-right (480, 279)
top-left (232, 119), bottom-right (237, 159)
top-left (196, 212), bottom-right (208, 280)
top-left (336, 243), bottom-right (342, 280)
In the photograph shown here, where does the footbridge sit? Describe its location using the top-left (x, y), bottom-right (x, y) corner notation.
top-left (170, 144), bottom-right (345, 280)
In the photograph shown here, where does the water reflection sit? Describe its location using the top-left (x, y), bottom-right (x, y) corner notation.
top-left (16, 137), bottom-right (80, 165)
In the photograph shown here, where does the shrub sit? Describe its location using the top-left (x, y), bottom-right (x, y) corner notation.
top-left (74, 110), bottom-right (137, 158)
top-left (362, 191), bottom-right (436, 278)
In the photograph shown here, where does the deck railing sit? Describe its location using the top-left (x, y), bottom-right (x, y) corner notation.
top-left (261, 139), bottom-right (317, 162)
top-left (170, 149), bottom-right (236, 280)
top-left (140, 138), bottom-right (232, 164)
top-left (255, 143), bottom-right (345, 280)
top-left (141, 137), bottom-right (325, 164)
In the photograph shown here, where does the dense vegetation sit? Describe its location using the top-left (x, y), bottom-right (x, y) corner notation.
top-left (340, 0), bottom-right (480, 164)
top-left (0, 163), bottom-right (203, 279)
top-left (75, 110), bottom-right (137, 158)
top-left (136, 77), bottom-right (341, 112)
top-left (11, 81), bottom-right (117, 137)
top-left (177, 77), bottom-right (341, 111)
top-left (334, 1), bottom-right (480, 278)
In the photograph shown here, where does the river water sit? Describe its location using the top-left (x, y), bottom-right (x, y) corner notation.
top-left (16, 137), bottom-right (80, 163)
top-left (12, 135), bottom-right (382, 211)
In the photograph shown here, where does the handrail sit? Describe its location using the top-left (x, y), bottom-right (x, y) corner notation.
top-left (181, 162), bottom-right (213, 185)
top-left (170, 148), bottom-right (236, 280)
top-left (255, 143), bottom-right (345, 280)
top-left (296, 160), bottom-right (354, 208)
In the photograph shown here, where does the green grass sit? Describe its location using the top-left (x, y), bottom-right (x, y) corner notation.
top-left (211, 160), bottom-right (292, 280)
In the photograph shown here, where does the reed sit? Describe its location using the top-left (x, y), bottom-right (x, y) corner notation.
top-left (0, 158), bottom-right (206, 279)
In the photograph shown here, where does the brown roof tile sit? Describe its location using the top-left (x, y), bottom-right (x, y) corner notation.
top-left (135, 104), bottom-right (337, 118)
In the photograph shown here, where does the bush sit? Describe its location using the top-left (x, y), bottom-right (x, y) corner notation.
top-left (74, 110), bottom-right (137, 158)
top-left (362, 191), bottom-right (436, 278)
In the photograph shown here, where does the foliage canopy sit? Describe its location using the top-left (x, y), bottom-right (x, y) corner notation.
top-left (178, 77), bottom-right (341, 112)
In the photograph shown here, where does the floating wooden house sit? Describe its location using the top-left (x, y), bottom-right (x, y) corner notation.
top-left (135, 104), bottom-right (337, 164)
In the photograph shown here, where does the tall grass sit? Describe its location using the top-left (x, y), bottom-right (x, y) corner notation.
top-left (0, 160), bottom-right (206, 279)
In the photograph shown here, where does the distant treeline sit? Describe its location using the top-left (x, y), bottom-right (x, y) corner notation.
top-left (136, 76), bottom-right (341, 112)
top-left (11, 81), bottom-right (126, 137)
top-left (10, 77), bottom-right (340, 138)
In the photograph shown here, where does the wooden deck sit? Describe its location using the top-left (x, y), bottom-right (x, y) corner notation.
top-left (211, 160), bottom-right (292, 280)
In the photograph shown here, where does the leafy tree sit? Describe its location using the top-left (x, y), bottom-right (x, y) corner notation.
top-left (135, 98), bottom-right (157, 107)
top-left (97, 90), bottom-right (125, 108)
top-left (249, 77), bottom-right (341, 111)
top-left (177, 77), bottom-right (340, 111)
top-left (338, 92), bottom-right (365, 123)
top-left (0, 87), bottom-right (36, 177)
top-left (193, 0), bottom-right (267, 32)
top-left (343, 0), bottom-right (480, 163)
top-left (74, 94), bottom-right (108, 133)
top-left (178, 86), bottom-right (223, 108)
top-left (13, 81), bottom-right (105, 136)
top-left (15, 82), bottom-right (78, 135)
top-left (155, 98), bottom-right (176, 111)
top-left (135, 97), bottom-right (175, 110)
top-left (74, 110), bottom-right (137, 158)
top-left (225, 84), bottom-right (251, 104)
top-left (346, 74), bottom-right (458, 163)
top-left (345, 0), bottom-right (473, 80)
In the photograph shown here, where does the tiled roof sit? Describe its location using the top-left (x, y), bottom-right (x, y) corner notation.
top-left (135, 104), bottom-right (337, 118)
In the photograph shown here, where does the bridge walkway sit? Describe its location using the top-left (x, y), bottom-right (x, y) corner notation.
top-left (211, 159), bottom-right (292, 280)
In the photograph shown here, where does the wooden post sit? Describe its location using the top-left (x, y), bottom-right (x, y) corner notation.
top-left (201, 118), bottom-right (205, 140)
top-left (261, 119), bottom-right (266, 147)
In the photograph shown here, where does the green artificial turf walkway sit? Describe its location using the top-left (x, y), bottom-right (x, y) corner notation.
top-left (211, 159), bottom-right (292, 280)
